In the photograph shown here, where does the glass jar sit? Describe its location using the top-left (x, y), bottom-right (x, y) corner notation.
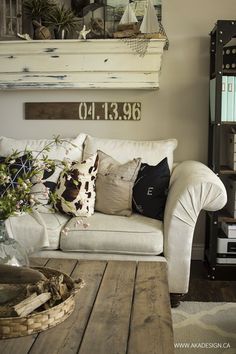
top-left (0, 220), bottom-right (29, 267)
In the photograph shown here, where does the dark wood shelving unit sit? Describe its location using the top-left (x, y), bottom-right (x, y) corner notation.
top-left (220, 166), bottom-right (236, 174)
top-left (223, 69), bottom-right (236, 74)
top-left (212, 70), bottom-right (236, 77)
top-left (218, 208), bottom-right (236, 222)
top-left (206, 20), bottom-right (236, 280)
top-left (210, 118), bottom-right (236, 125)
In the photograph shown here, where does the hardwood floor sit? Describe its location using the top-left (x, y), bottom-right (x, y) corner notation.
top-left (183, 261), bottom-right (236, 302)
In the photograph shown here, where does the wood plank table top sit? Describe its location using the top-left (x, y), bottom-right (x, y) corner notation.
top-left (0, 259), bottom-right (174, 354)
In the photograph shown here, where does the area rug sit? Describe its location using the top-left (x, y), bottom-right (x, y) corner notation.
top-left (172, 302), bottom-right (236, 353)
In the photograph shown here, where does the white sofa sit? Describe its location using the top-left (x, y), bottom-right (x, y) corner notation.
top-left (1, 134), bottom-right (227, 302)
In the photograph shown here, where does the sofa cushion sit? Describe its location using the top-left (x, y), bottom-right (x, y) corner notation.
top-left (83, 135), bottom-right (178, 171)
top-left (0, 134), bottom-right (86, 161)
top-left (54, 153), bottom-right (99, 217)
top-left (60, 212), bottom-right (163, 256)
top-left (95, 151), bottom-right (141, 216)
top-left (36, 210), bottom-right (70, 250)
top-left (6, 209), bottom-right (69, 252)
top-left (132, 157), bottom-right (170, 221)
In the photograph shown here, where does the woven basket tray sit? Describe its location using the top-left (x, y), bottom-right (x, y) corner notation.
top-left (0, 266), bottom-right (83, 339)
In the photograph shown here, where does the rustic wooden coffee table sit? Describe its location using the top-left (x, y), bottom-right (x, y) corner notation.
top-left (0, 259), bottom-right (174, 354)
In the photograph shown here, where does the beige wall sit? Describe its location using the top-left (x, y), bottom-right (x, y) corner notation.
top-left (1, 0), bottom-right (236, 248)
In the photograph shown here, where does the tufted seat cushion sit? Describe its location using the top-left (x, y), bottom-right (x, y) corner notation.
top-left (60, 212), bottom-right (163, 255)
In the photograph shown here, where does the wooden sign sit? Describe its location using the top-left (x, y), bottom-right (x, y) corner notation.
top-left (25, 102), bottom-right (141, 121)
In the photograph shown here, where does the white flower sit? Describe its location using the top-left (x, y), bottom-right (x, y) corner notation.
top-left (30, 198), bottom-right (35, 206)
top-left (35, 176), bottom-right (42, 183)
top-left (74, 218), bottom-right (85, 227)
top-left (65, 147), bottom-right (72, 155)
top-left (74, 218), bottom-right (90, 229)
top-left (4, 176), bottom-right (11, 183)
top-left (63, 158), bottom-right (72, 169)
top-left (62, 226), bottom-right (70, 236)
top-left (13, 211), bottom-right (23, 216)
top-left (33, 161), bottom-right (45, 169)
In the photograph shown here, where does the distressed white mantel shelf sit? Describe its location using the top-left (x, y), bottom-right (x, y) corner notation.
top-left (0, 39), bottom-right (165, 90)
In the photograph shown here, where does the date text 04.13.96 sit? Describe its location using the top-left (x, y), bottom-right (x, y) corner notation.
top-left (78, 102), bottom-right (141, 120)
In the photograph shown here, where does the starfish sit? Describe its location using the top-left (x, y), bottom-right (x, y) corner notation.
top-left (79, 25), bottom-right (91, 40)
top-left (17, 33), bottom-right (32, 41)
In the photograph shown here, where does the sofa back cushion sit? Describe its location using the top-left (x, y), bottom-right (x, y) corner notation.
top-left (0, 134), bottom-right (86, 161)
top-left (83, 135), bottom-right (178, 171)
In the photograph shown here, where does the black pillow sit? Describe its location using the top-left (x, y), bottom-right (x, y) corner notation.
top-left (132, 157), bottom-right (170, 221)
top-left (0, 154), bottom-right (33, 196)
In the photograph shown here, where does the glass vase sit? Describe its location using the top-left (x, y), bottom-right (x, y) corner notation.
top-left (0, 220), bottom-right (29, 267)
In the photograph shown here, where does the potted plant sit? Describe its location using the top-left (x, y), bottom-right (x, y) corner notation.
top-left (46, 4), bottom-right (80, 39)
top-left (0, 138), bottom-right (59, 266)
top-left (23, 0), bottom-right (56, 25)
top-left (23, 0), bottom-right (56, 39)
top-left (0, 136), bottom-right (89, 266)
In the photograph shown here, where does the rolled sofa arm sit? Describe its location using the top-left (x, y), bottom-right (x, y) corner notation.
top-left (164, 161), bottom-right (227, 294)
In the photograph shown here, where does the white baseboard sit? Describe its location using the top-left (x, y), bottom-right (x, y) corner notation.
top-left (192, 243), bottom-right (204, 260)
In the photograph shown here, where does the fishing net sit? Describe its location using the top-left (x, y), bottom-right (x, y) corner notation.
top-left (158, 21), bottom-right (169, 50)
top-left (121, 37), bottom-right (150, 57)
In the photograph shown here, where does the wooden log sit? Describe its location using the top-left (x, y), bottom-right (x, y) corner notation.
top-left (13, 292), bottom-right (51, 317)
top-left (0, 264), bottom-right (46, 284)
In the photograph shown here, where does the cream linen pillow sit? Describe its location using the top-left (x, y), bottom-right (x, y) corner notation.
top-left (95, 151), bottom-right (141, 216)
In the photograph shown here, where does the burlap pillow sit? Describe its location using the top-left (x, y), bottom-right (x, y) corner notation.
top-left (95, 151), bottom-right (141, 216)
